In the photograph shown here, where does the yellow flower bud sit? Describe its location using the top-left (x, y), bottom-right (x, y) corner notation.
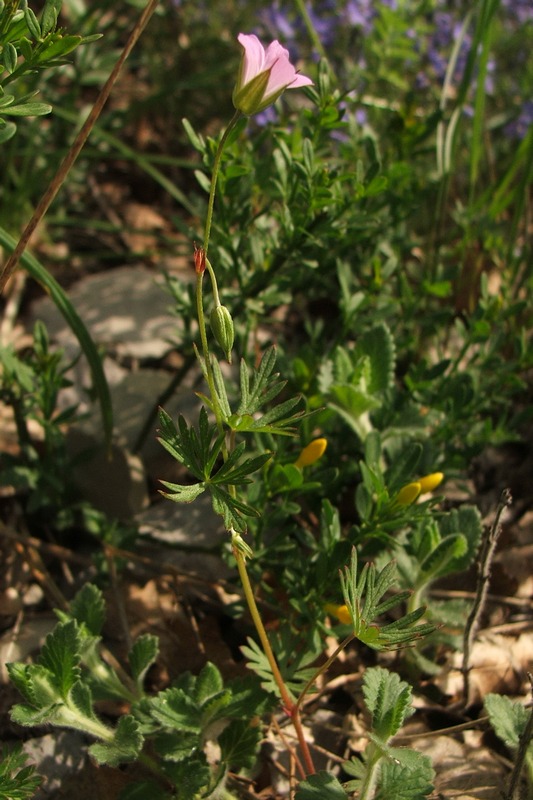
top-left (294, 438), bottom-right (327, 468)
top-left (324, 603), bottom-right (351, 625)
top-left (417, 472), bottom-right (444, 494)
top-left (395, 472), bottom-right (444, 506)
top-left (395, 481), bottom-right (422, 506)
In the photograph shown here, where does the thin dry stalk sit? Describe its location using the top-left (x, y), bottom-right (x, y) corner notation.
top-left (0, 0), bottom-right (160, 294)
top-left (461, 488), bottom-right (512, 706)
top-left (506, 673), bottom-right (533, 800)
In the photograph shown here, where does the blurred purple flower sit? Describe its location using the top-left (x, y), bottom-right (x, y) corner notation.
top-left (505, 101), bottom-right (533, 139)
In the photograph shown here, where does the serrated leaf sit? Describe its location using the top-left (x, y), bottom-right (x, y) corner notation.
top-left (6, 663), bottom-right (35, 705)
top-left (218, 719), bottom-right (262, 770)
top-left (418, 534), bottom-right (468, 581)
top-left (69, 583), bottom-right (106, 635)
top-left (485, 693), bottom-right (529, 750)
top-left (159, 753), bottom-right (210, 799)
top-left (128, 634), bottom-right (159, 687)
top-left (362, 667), bottom-right (413, 741)
top-left (358, 322), bottom-right (396, 394)
top-left (88, 715), bottom-right (143, 767)
top-left (147, 688), bottom-right (201, 733)
top-left (194, 662), bottom-right (223, 705)
top-left (69, 681), bottom-right (96, 721)
top-left (152, 730), bottom-right (199, 762)
top-left (294, 770), bottom-right (348, 799)
top-left (39, 621), bottom-right (81, 699)
top-left (375, 753), bottom-right (435, 800)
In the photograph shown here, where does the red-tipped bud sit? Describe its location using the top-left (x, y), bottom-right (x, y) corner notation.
top-left (194, 243), bottom-right (206, 274)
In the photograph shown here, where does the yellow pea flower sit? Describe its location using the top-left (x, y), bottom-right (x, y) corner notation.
top-left (395, 481), bottom-right (422, 506)
top-left (324, 603), bottom-right (352, 625)
top-left (395, 472), bottom-right (444, 506)
top-left (417, 472), bottom-right (444, 493)
top-left (294, 438), bottom-right (327, 468)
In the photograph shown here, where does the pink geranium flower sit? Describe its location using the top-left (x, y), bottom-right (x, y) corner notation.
top-left (232, 33), bottom-right (313, 116)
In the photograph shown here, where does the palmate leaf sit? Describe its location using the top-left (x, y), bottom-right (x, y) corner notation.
top-left (0, 744), bottom-right (41, 800)
top-left (209, 484), bottom-right (260, 533)
top-left (157, 406), bottom-right (224, 480)
top-left (242, 627), bottom-right (322, 700)
top-left (339, 549), bottom-right (435, 650)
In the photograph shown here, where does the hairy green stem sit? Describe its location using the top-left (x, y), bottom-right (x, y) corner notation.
top-left (195, 111), bottom-right (241, 430)
top-left (232, 538), bottom-right (316, 776)
top-left (203, 110), bottom-right (242, 257)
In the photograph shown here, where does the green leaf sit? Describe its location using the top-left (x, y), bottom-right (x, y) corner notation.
top-left (2, 42), bottom-right (18, 74)
top-left (40, 0), bottom-right (62, 35)
top-left (485, 693), bottom-right (529, 751)
top-left (128, 634), bottom-right (159, 687)
top-left (159, 480), bottom-right (206, 503)
top-left (218, 719), bottom-right (262, 770)
top-left (152, 730), bottom-right (199, 762)
top-left (0, 120), bottom-right (17, 143)
top-left (118, 780), bottom-right (174, 800)
top-left (437, 506), bottom-right (482, 573)
top-left (294, 770), bottom-right (348, 799)
top-left (418, 534), bottom-right (468, 581)
top-left (69, 584), bottom-right (106, 636)
top-left (0, 744), bottom-right (42, 800)
top-left (1, 102), bottom-right (52, 116)
top-left (147, 688), bottom-right (201, 733)
top-left (357, 322), bottom-right (396, 394)
top-left (88, 715), bottom-right (143, 767)
top-left (194, 662), bottom-right (223, 705)
top-left (362, 667), bottom-right (413, 741)
top-left (0, 227), bottom-right (113, 448)
top-left (39, 621), bottom-right (81, 699)
top-left (24, 7), bottom-right (41, 39)
top-left (375, 753), bottom-right (435, 800)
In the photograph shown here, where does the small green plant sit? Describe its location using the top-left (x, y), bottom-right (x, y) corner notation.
top-left (0, 0), bottom-right (98, 144)
top-left (295, 667), bottom-right (435, 800)
top-left (485, 692), bottom-right (533, 798)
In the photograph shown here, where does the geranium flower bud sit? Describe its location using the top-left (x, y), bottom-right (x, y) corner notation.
top-left (233, 33), bottom-right (313, 116)
top-left (210, 304), bottom-right (234, 363)
top-left (193, 243), bottom-right (206, 274)
top-left (294, 438), bottom-right (327, 468)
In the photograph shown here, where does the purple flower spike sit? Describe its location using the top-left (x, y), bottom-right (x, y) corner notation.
top-left (233, 33), bottom-right (313, 116)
